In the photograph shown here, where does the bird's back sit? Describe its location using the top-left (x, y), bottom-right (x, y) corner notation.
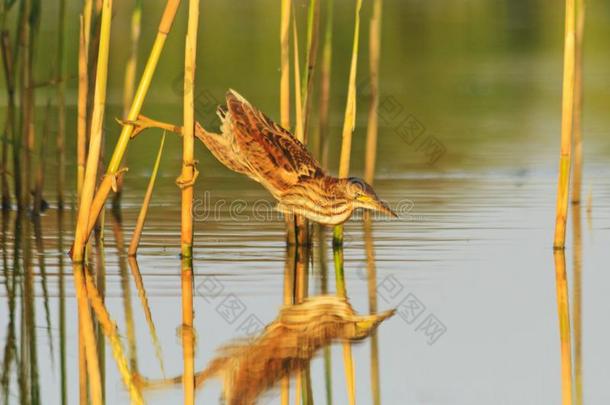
top-left (221, 90), bottom-right (326, 197)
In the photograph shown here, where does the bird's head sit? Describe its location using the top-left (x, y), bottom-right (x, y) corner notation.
top-left (338, 177), bottom-right (398, 219)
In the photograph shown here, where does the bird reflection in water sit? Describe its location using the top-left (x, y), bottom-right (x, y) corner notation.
top-left (136, 296), bottom-right (394, 405)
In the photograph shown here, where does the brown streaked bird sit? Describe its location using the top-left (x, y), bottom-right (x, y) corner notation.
top-left (194, 89), bottom-right (397, 225)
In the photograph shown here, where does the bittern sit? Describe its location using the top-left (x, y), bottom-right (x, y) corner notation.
top-left (131, 90), bottom-right (397, 225)
top-left (192, 90), bottom-right (397, 225)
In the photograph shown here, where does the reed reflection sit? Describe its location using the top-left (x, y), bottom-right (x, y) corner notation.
top-left (1, 211), bottom-right (16, 403)
top-left (332, 239), bottom-right (355, 404)
top-left (363, 214), bottom-right (382, 405)
top-left (294, 244), bottom-right (313, 404)
top-left (572, 201), bottom-right (583, 405)
top-left (553, 249), bottom-right (573, 405)
top-left (57, 210), bottom-right (68, 405)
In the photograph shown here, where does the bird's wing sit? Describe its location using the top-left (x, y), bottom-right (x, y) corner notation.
top-left (194, 122), bottom-right (251, 175)
top-left (223, 90), bottom-right (325, 194)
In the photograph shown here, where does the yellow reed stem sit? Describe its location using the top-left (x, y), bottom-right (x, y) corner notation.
top-left (280, 0), bottom-right (296, 246)
top-left (72, 264), bottom-right (103, 405)
top-left (73, 0), bottom-right (113, 263)
top-left (553, 250), bottom-right (573, 405)
top-left (82, 0), bottom-right (182, 245)
top-left (292, 11), bottom-right (309, 245)
top-left (107, 0), bottom-right (180, 175)
top-left (128, 133), bottom-right (165, 256)
top-left (553, 0), bottom-right (576, 249)
top-left (292, 15), bottom-right (303, 142)
top-left (76, 16), bottom-right (87, 198)
top-left (83, 0), bottom-right (93, 46)
top-left (113, 0), bottom-right (143, 209)
top-left (571, 0), bottom-right (585, 205)
top-left (338, 0), bottom-right (363, 179)
top-left (123, 0), bottom-right (141, 119)
top-left (334, 0), bottom-right (363, 245)
top-left (181, 257), bottom-right (196, 404)
top-left (364, 0), bottom-right (382, 185)
top-left (77, 0), bottom-right (93, 198)
top-left (180, 0), bottom-right (200, 259)
top-left (316, 0), bottom-right (333, 165)
top-left (83, 268), bottom-right (145, 404)
top-left (280, 0), bottom-right (291, 129)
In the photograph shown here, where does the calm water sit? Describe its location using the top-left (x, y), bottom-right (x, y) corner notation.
top-left (2, 0), bottom-right (610, 404)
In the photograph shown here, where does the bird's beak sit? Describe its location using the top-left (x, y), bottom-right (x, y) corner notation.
top-left (357, 196), bottom-right (398, 218)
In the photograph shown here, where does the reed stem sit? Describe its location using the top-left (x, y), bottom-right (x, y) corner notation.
top-left (114, 0), bottom-right (143, 210)
top-left (0, 31), bottom-right (15, 209)
top-left (334, 0), bottom-right (363, 245)
top-left (553, 0), bottom-right (576, 249)
top-left (301, 0), bottom-right (320, 143)
top-left (82, 0), bottom-right (182, 246)
top-left (56, 0), bottom-right (66, 208)
top-left (180, 0), bottom-right (200, 260)
top-left (73, 0), bottom-right (113, 263)
top-left (293, 14), bottom-right (303, 142)
top-left (280, 0), bottom-right (296, 246)
top-left (32, 102), bottom-right (50, 216)
top-left (76, 16), bottom-right (88, 199)
top-left (18, 0), bottom-right (33, 211)
top-left (364, 0), bottom-right (382, 185)
top-left (571, 0), bottom-right (585, 205)
top-left (280, 0), bottom-right (291, 129)
top-left (128, 133), bottom-right (165, 256)
top-left (181, 1), bottom-right (200, 402)
top-left (315, 0), bottom-right (333, 165)
top-left (123, 0), bottom-right (142, 119)
top-left (292, 10), bottom-right (310, 246)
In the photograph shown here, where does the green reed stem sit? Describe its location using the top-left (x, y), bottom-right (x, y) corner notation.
top-left (56, 0), bottom-right (66, 208)
top-left (301, 0), bottom-right (319, 143)
top-left (0, 31), bottom-right (16, 209)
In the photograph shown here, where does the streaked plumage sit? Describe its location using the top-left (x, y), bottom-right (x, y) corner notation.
top-left (195, 90), bottom-right (397, 225)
